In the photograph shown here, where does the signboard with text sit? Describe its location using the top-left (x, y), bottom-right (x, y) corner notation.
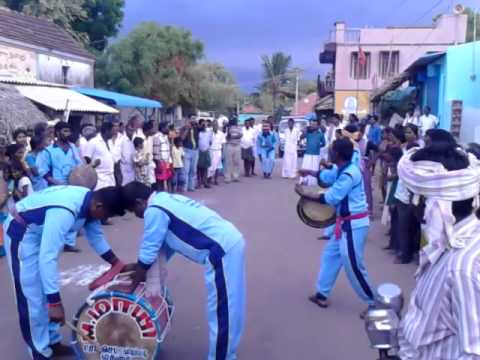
top-left (0, 44), bottom-right (37, 78)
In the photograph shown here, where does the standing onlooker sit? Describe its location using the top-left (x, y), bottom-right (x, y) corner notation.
top-left (78, 123), bottom-right (97, 161)
top-left (84, 121), bottom-right (115, 190)
top-left (403, 107), bottom-right (420, 127)
top-left (197, 120), bottom-right (212, 188)
top-left (108, 119), bottom-right (124, 186)
top-left (37, 121), bottom-right (82, 252)
top-left (241, 118), bottom-right (256, 177)
top-left (224, 117), bottom-right (243, 183)
top-left (7, 143), bottom-right (33, 201)
top-left (37, 121), bottom-right (81, 186)
top-left (367, 115), bottom-right (382, 147)
top-left (300, 120), bottom-right (325, 185)
top-left (13, 127), bottom-right (30, 152)
top-left (171, 137), bottom-right (185, 193)
top-left (257, 122), bottom-right (278, 179)
top-left (181, 116), bottom-right (199, 191)
top-left (419, 106), bottom-right (439, 137)
top-left (282, 118), bottom-right (300, 179)
top-left (208, 120), bottom-right (226, 185)
top-left (142, 120), bottom-right (157, 186)
top-left (133, 137), bottom-right (151, 186)
top-left (153, 122), bottom-right (173, 192)
top-left (25, 135), bottom-right (48, 192)
top-left (120, 117), bottom-right (137, 185)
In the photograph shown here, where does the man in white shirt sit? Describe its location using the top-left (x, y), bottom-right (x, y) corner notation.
top-left (208, 120), bottom-right (226, 185)
top-left (78, 123), bottom-right (97, 161)
top-left (419, 106), bottom-right (439, 137)
top-left (84, 121), bottom-right (115, 190)
top-left (241, 118), bottom-right (256, 176)
top-left (108, 120), bottom-right (124, 186)
top-left (282, 118), bottom-right (300, 178)
top-left (120, 118), bottom-right (136, 185)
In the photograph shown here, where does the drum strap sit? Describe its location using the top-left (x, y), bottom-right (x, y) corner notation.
top-left (335, 212), bottom-right (369, 240)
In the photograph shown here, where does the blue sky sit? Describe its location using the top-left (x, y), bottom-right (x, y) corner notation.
top-left (122, 0), bottom-right (478, 91)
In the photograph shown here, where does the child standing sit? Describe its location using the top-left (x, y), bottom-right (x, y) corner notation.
top-left (25, 135), bottom-right (48, 192)
top-left (133, 137), bottom-right (151, 187)
top-left (7, 144), bottom-right (33, 201)
top-left (171, 137), bottom-right (185, 193)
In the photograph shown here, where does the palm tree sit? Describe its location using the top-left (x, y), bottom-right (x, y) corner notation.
top-left (261, 52), bottom-right (292, 119)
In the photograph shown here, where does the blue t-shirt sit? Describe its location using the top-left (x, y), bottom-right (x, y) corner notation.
top-left (25, 152), bottom-right (47, 191)
top-left (305, 131), bottom-right (326, 155)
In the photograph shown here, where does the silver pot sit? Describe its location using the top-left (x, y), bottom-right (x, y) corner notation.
top-left (376, 283), bottom-right (404, 315)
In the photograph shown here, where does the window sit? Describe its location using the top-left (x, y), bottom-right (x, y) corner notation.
top-left (62, 65), bottom-right (70, 85)
top-left (350, 51), bottom-right (371, 79)
top-left (379, 51), bottom-right (400, 79)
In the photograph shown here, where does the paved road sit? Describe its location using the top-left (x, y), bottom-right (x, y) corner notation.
top-left (0, 161), bottom-right (416, 360)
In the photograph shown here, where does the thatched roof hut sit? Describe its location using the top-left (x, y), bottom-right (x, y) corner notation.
top-left (0, 82), bottom-right (48, 145)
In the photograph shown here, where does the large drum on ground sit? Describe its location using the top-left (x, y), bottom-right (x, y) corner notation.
top-left (296, 185), bottom-right (336, 229)
top-left (71, 282), bottom-right (174, 360)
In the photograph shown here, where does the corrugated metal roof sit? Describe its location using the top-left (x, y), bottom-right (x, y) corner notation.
top-left (370, 52), bottom-right (445, 102)
top-left (0, 76), bottom-right (67, 87)
top-left (16, 85), bottom-right (118, 114)
top-left (75, 87), bottom-right (162, 109)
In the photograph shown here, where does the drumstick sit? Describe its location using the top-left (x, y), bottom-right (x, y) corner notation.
top-left (65, 320), bottom-right (99, 347)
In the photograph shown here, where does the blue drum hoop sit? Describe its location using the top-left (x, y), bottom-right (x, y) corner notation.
top-left (71, 290), bottom-right (172, 360)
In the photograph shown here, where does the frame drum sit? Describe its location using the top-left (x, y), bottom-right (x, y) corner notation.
top-left (296, 186), bottom-right (336, 229)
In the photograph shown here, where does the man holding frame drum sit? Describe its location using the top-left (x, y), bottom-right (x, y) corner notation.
top-left (296, 137), bottom-right (375, 316)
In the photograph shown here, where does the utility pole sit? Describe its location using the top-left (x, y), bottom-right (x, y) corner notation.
top-left (295, 69), bottom-right (300, 115)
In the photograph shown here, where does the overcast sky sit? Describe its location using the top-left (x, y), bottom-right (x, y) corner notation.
top-left (122, 0), bottom-right (478, 91)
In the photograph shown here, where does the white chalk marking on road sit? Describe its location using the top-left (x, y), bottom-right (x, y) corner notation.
top-left (59, 264), bottom-right (110, 287)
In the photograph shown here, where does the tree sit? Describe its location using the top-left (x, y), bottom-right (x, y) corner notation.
top-left (72, 0), bottom-right (124, 51)
top-left (260, 52), bottom-right (292, 119)
top-left (190, 63), bottom-right (242, 113)
top-left (96, 22), bottom-right (204, 107)
top-left (0, 0), bottom-right (125, 50)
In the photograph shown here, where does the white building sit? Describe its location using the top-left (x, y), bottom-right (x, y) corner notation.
top-left (320, 13), bottom-right (468, 116)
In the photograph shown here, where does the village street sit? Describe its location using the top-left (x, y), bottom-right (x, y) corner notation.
top-left (0, 162), bottom-right (416, 360)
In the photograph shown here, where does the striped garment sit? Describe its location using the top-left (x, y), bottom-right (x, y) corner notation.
top-left (398, 214), bottom-right (480, 359)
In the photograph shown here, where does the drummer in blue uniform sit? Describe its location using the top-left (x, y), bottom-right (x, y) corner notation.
top-left (297, 137), bottom-right (375, 316)
top-left (37, 121), bottom-right (83, 252)
top-left (119, 182), bottom-right (246, 360)
top-left (3, 185), bottom-right (126, 359)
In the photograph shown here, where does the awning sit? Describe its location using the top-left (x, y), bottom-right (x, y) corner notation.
top-left (315, 94), bottom-right (334, 111)
top-left (16, 85), bottom-right (118, 114)
top-left (370, 52), bottom-right (445, 102)
top-left (75, 87), bottom-right (162, 109)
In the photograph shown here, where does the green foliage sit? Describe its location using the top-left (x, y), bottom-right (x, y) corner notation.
top-left (96, 22), bottom-right (205, 106)
top-left (73, 0), bottom-right (124, 51)
top-left (260, 52), bottom-right (292, 119)
top-left (191, 63), bottom-right (242, 113)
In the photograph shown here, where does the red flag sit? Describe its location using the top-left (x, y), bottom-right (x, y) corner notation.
top-left (358, 47), bottom-right (367, 66)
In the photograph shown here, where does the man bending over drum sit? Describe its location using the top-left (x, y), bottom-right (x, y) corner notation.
top-left (119, 182), bottom-right (246, 360)
top-left (296, 138), bottom-right (375, 317)
top-left (4, 186), bottom-right (126, 359)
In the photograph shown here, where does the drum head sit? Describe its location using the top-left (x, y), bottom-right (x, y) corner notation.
top-left (72, 292), bottom-right (162, 360)
top-left (297, 197), bottom-right (336, 229)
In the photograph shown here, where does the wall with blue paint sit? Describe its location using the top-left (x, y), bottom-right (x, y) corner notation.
top-left (442, 42), bottom-right (480, 143)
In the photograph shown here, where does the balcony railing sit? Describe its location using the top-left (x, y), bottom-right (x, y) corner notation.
top-left (329, 28), bottom-right (361, 43)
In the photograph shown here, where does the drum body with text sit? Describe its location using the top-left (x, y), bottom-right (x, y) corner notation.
top-left (72, 285), bottom-right (174, 360)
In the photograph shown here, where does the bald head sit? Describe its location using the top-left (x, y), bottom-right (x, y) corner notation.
top-left (68, 165), bottom-right (98, 190)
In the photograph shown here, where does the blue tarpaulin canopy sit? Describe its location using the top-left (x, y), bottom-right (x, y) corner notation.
top-left (74, 87), bottom-right (162, 109)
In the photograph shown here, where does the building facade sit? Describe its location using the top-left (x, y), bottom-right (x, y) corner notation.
top-left (320, 13), bottom-right (467, 116)
top-left (0, 7), bottom-right (94, 87)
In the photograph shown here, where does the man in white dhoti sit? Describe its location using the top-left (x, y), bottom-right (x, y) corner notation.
top-left (208, 121), bottom-right (226, 185)
top-left (282, 118), bottom-right (300, 179)
top-left (120, 118), bottom-right (136, 185)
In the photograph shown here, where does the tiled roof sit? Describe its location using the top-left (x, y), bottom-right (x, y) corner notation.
top-left (0, 8), bottom-right (94, 60)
